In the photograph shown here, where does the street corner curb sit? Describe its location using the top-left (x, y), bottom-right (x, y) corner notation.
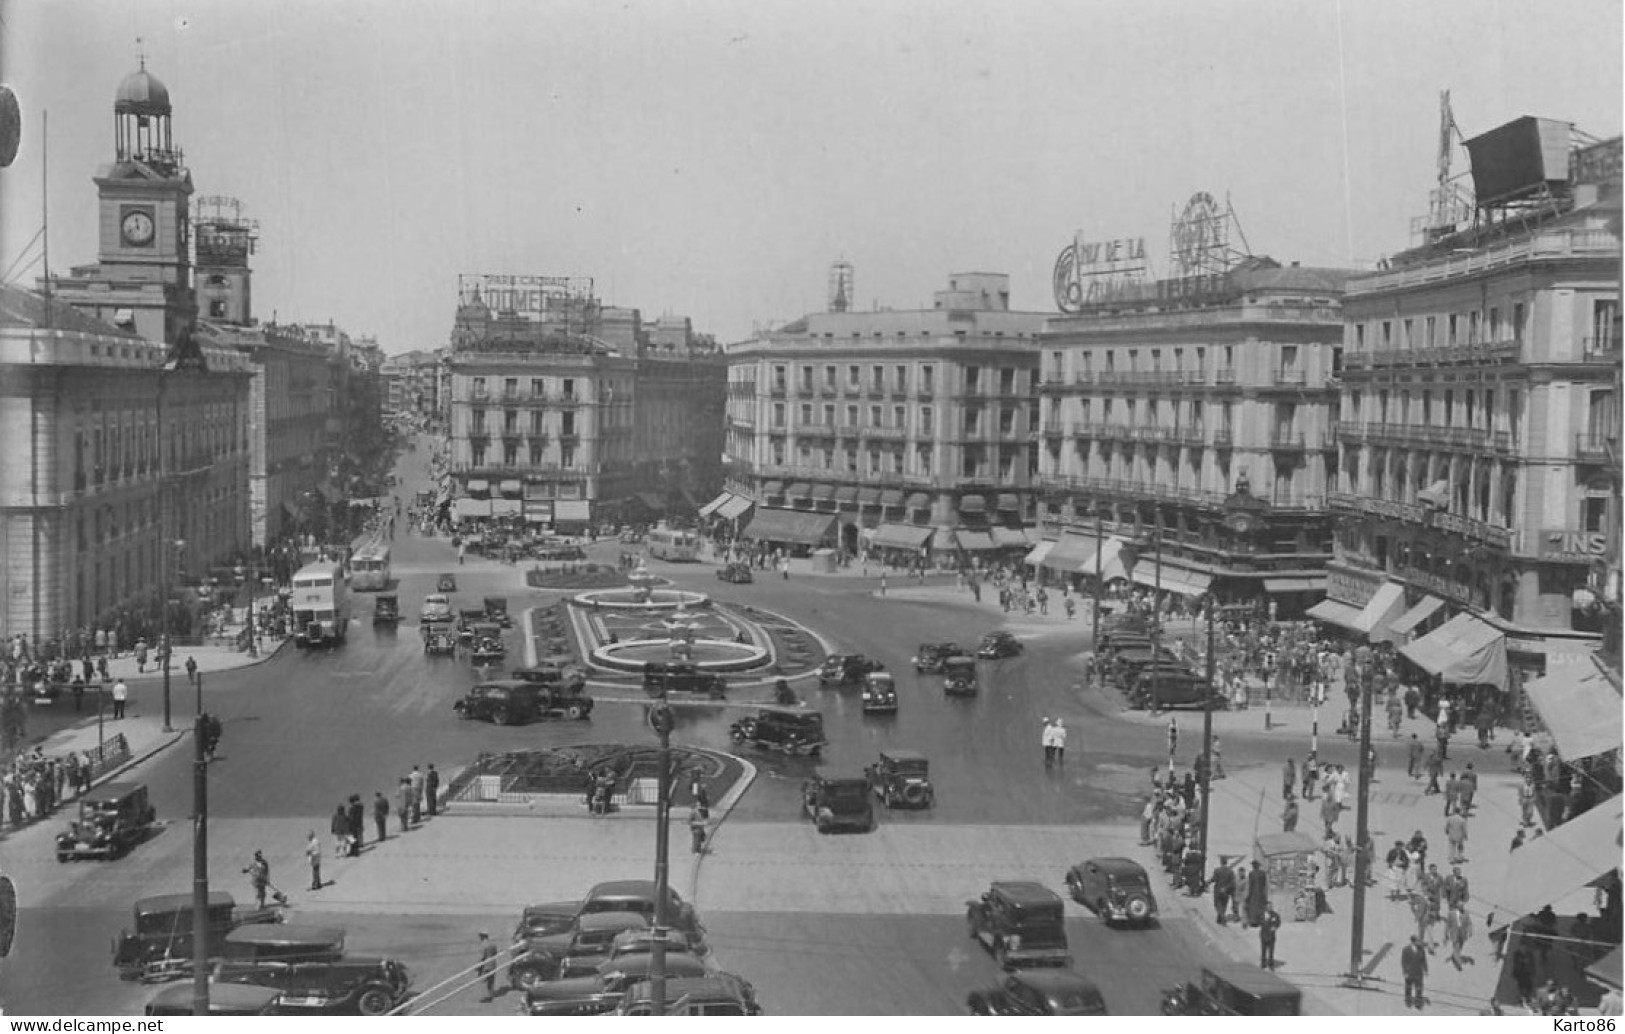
top-left (687, 750), bottom-right (757, 905)
top-left (95, 726), bottom-right (191, 789)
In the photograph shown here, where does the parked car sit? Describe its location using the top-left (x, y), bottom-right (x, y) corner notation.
top-left (976, 631), bottom-right (1023, 659)
top-left (716, 562), bottom-right (754, 584)
top-left (213, 952), bottom-right (411, 1016)
top-left (522, 954), bottom-right (710, 1016)
top-left (455, 680), bottom-right (594, 724)
top-left (145, 982), bottom-right (281, 1016)
top-left (483, 595), bottom-right (512, 628)
top-left (469, 623), bottom-right (506, 665)
top-left (966, 881), bottom-right (1072, 969)
top-left (512, 881), bottom-right (702, 952)
top-left (372, 594), bottom-right (400, 626)
top-left (436, 573), bottom-right (457, 592)
top-left (113, 892), bottom-right (279, 982)
top-left (509, 912), bottom-right (651, 989)
top-left (56, 782), bottom-right (157, 862)
top-left (615, 974), bottom-right (762, 1016)
top-left (643, 660), bottom-right (727, 700)
top-left (943, 655), bottom-right (979, 696)
top-left (1098, 615), bottom-right (1156, 649)
top-left (912, 641), bottom-right (968, 673)
top-left (423, 628), bottom-right (456, 656)
top-left (1161, 963), bottom-right (1302, 1016)
top-left (817, 653), bottom-right (885, 688)
top-left (419, 594), bottom-right (453, 624)
top-left (801, 774), bottom-right (876, 833)
top-left (967, 971), bottom-right (1110, 1016)
top-left (865, 749), bottom-right (934, 809)
top-left (729, 708), bottom-right (827, 756)
top-left (221, 925), bottom-right (346, 965)
top-left (1128, 670), bottom-right (1221, 711)
top-left (510, 661), bottom-right (588, 694)
top-left (860, 671), bottom-right (898, 715)
top-left (1065, 857), bottom-right (1159, 925)
top-left (456, 607), bottom-right (488, 633)
top-left (557, 926), bottom-right (709, 979)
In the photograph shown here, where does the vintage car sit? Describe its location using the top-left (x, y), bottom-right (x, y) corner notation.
top-left (455, 680), bottom-right (594, 724)
top-left (56, 782), bottom-right (157, 862)
top-left (643, 660), bottom-right (727, 700)
top-left (728, 707), bottom-right (827, 756)
top-left (817, 653), bottom-right (886, 688)
top-left (214, 949), bottom-right (411, 1016)
top-left (436, 573), bottom-right (458, 593)
top-left (1098, 615), bottom-right (1157, 650)
top-left (716, 562), bottom-right (754, 584)
top-left (1162, 963), bottom-right (1302, 1016)
top-left (912, 641), bottom-right (968, 673)
top-left (509, 912), bottom-right (653, 989)
top-left (801, 774), bottom-right (876, 833)
top-left (523, 953), bottom-right (711, 1016)
top-left (371, 594), bottom-right (400, 626)
top-left (221, 925), bottom-right (346, 964)
top-left (469, 623), bottom-right (507, 666)
top-left (556, 925), bottom-right (710, 980)
top-left (976, 631), bottom-right (1024, 659)
top-left (483, 595), bottom-right (512, 628)
top-left (512, 881), bottom-right (702, 952)
top-left (1128, 669), bottom-right (1222, 711)
top-left (614, 974), bottom-right (762, 1016)
top-left (510, 661), bottom-right (588, 694)
top-left (1065, 857), bottom-right (1159, 926)
top-left (966, 881), bottom-right (1072, 970)
top-left (865, 749), bottom-right (934, 809)
top-left (860, 671), bottom-right (898, 715)
top-left (943, 655), bottom-right (979, 696)
top-left (423, 628), bottom-right (457, 656)
top-left (145, 982), bottom-right (282, 1016)
top-left (967, 971), bottom-right (1110, 1016)
top-left (113, 892), bottom-right (280, 982)
top-left (456, 607), bottom-right (489, 633)
top-left (419, 594), bottom-right (453, 624)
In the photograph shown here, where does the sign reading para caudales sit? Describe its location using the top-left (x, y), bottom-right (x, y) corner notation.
top-left (1538, 529), bottom-right (1608, 563)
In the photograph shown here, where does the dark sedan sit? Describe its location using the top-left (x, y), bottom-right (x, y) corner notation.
top-left (976, 631), bottom-right (1023, 659)
top-left (967, 971), bottom-right (1109, 1016)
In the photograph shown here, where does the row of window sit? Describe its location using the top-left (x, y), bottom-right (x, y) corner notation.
top-left (1352, 299), bottom-right (1619, 352)
top-left (766, 363), bottom-right (1031, 396)
top-left (468, 443), bottom-right (579, 469)
top-left (1044, 345), bottom-right (1263, 381)
top-left (469, 375), bottom-right (590, 401)
top-left (759, 443), bottom-right (1025, 482)
top-left (73, 413), bottom-right (246, 491)
top-left (470, 408), bottom-right (579, 437)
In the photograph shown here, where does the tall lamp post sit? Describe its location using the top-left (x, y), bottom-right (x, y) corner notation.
top-left (1148, 520), bottom-right (1164, 734)
top-left (647, 698), bottom-right (676, 1016)
top-left (1197, 596), bottom-right (1217, 863)
top-left (1345, 665), bottom-right (1377, 987)
top-left (159, 538), bottom-right (184, 734)
top-left (1090, 507), bottom-right (1104, 652)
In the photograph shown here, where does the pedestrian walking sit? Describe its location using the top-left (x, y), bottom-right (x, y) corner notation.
top-left (397, 777), bottom-right (412, 832)
top-left (410, 766), bottom-right (426, 824)
top-left (348, 794), bottom-right (365, 855)
top-left (1320, 792), bottom-right (1340, 837)
top-left (1052, 720), bottom-right (1068, 766)
top-left (1445, 903), bottom-right (1472, 969)
top-left (1402, 935), bottom-right (1429, 1009)
top-left (1244, 860), bottom-right (1268, 928)
top-left (1301, 752), bottom-right (1318, 800)
top-left (184, 655), bottom-right (198, 686)
top-left (111, 678), bottom-right (128, 719)
top-left (1041, 718), bottom-right (1056, 767)
top-left (373, 790), bottom-right (389, 843)
top-left (689, 805), bottom-right (708, 855)
top-left (306, 830), bottom-right (323, 891)
top-left (1424, 749), bottom-right (1444, 794)
top-left (1211, 857), bottom-right (1236, 925)
top-left (331, 803), bottom-right (350, 858)
top-left (476, 931), bottom-right (499, 1002)
top-left (1281, 796), bottom-right (1299, 833)
top-left (1445, 806), bottom-right (1469, 864)
top-left (1460, 763), bottom-right (1478, 814)
top-left (1259, 903), bottom-right (1281, 970)
top-left (1166, 716), bottom-right (1179, 760)
top-left (1443, 865), bottom-right (1470, 910)
top-left (1282, 756), bottom-right (1296, 799)
top-left (1407, 734), bottom-right (1424, 778)
top-left (1443, 771), bottom-right (1460, 815)
top-left (244, 849), bottom-right (271, 910)
top-left (426, 763), bottom-right (441, 816)
top-left (1518, 776), bottom-right (1536, 829)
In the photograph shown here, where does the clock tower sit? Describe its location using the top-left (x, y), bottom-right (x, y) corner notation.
top-left (52, 62), bottom-right (196, 345)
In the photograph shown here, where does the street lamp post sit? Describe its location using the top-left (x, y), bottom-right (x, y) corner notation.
top-left (1197, 597), bottom-right (1216, 863)
top-left (1345, 666), bottom-right (1377, 987)
top-left (190, 710), bottom-right (212, 1014)
top-left (648, 700), bottom-right (676, 1016)
top-left (1148, 521), bottom-right (1164, 723)
top-left (1090, 508), bottom-right (1104, 655)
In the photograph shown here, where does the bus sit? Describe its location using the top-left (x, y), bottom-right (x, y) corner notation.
top-left (291, 561), bottom-right (350, 648)
top-left (350, 542), bottom-right (392, 591)
top-left (646, 526), bottom-right (702, 562)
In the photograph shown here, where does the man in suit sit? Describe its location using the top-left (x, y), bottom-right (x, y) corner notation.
top-left (1259, 903), bottom-right (1281, 970)
top-left (1402, 934), bottom-right (1429, 1009)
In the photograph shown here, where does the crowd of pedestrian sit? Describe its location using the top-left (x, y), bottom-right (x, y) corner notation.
top-left (316, 763), bottom-right (441, 894)
top-left (2, 746), bottom-right (97, 828)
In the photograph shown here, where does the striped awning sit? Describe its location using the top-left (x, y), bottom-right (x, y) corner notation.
top-left (718, 495), bottom-right (755, 521)
top-left (699, 492), bottom-right (733, 519)
top-left (1399, 612), bottom-right (1507, 687)
top-left (1387, 595), bottom-right (1445, 639)
top-left (1130, 559), bottom-right (1211, 597)
top-left (1024, 539), bottom-right (1056, 566)
top-left (870, 523), bottom-right (934, 550)
top-left (1077, 537), bottom-right (1129, 582)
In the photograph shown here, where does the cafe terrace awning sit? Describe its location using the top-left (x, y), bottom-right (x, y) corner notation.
top-left (1078, 537), bottom-right (1130, 582)
top-left (1305, 581), bottom-right (1407, 639)
top-left (995, 493), bottom-right (1021, 511)
top-left (1399, 611), bottom-right (1508, 687)
top-left (1041, 533), bottom-right (1097, 573)
top-left (1487, 795), bottom-right (1623, 930)
top-left (698, 492), bottom-right (734, 519)
top-left (717, 494), bottom-right (755, 521)
top-left (1130, 558), bottom-right (1211, 597)
top-left (951, 529), bottom-right (997, 551)
top-left (1264, 576), bottom-right (1326, 594)
top-left (1024, 539), bottom-right (1056, 566)
top-left (1522, 656), bottom-right (1620, 761)
top-left (761, 481), bottom-right (785, 497)
top-left (1387, 595), bottom-right (1446, 641)
top-left (498, 479), bottom-right (523, 498)
top-left (465, 479), bottom-right (490, 497)
top-left (786, 483), bottom-right (812, 499)
top-left (870, 523), bottom-right (935, 550)
top-left (743, 508), bottom-right (838, 546)
top-left (490, 498), bottom-right (522, 516)
top-left (991, 526), bottom-right (1031, 548)
top-left (453, 498), bottom-right (491, 520)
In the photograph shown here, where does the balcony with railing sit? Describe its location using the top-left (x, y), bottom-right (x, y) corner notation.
top-left (865, 425), bottom-right (907, 440)
top-left (1577, 433), bottom-right (1617, 463)
top-left (1348, 227), bottom-right (1620, 296)
top-left (1269, 431), bottom-right (1306, 451)
top-left (1211, 428), bottom-right (1234, 447)
top-left (1343, 339), bottom-right (1521, 371)
top-left (1269, 367), bottom-right (1307, 387)
top-left (1583, 336), bottom-right (1622, 361)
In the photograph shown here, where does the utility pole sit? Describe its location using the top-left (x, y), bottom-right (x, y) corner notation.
top-left (1148, 522), bottom-right (1164, 722)
top-left (648, 702), bottom-right (675, 1016)
top-left (1090, 508), bottom-right (1104, 652)
top-left (1346, 665), bottom-right (1376, 986)
top-left (191, 712), bottom-right (211, 1015)
top-left (1197, 597), bottom-right (1216, 862)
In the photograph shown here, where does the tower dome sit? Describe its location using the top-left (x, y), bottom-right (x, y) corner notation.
top-left (115, 67), bottom-right (171, 117)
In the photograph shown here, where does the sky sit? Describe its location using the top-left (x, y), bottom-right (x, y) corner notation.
top-left (0, 0), bottom-right (1620, 353)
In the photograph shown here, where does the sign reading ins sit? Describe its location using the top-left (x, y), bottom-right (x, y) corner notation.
top-left (1539, 529), bottom-right (1608, 563)
top-left (1052, 233), bottom-right (1148, 313)
top-left (458, 274), bottom-right (595, 319)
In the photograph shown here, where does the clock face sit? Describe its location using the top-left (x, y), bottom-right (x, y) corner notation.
top-left (121, 209), bottom-right (155, 246)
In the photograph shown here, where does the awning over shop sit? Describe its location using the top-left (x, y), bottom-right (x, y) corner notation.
top-left (833, 486), bottom-right (859, 504)
top-left (1079, 537), bottom-right (1130, 582)
top-left (743, 507), bottom-right (838, 546)
top-left (1307, 599), bottom-right (1363, 627)
top-left (952, 529), bottom-right (997, 551)
top-left (1130, 560), bottom-right (1211, 597)
top-left (996, 493), bottom-right (1020, 511)
top-left (466, 479), bottom-right (490, 497)
top-left (905, 492), bottom-right (930, 510)
top-left (991, 527), bottom-right (1030, 548)
top-left (699, 492), bottom-right (733, 519)
top-left (554, 500), bottom-right (592, 523)
top-left (1487, 795), bottom-right (1622, 930)
top-left (1399, 611), bottom-right (1508, 686)
top-left (1587, 948), bottom-right (1623, 993)
top-left (499, 479), bottom-right (523, 498)
top-left (879, 489), bottom-right (906, 507)
top-left (810, 484), bottom-right (836, 501)
top-left (718, 494), bottom-right (754, 521)
top-left (1522, 657), bottom-right (1620, 761)
top-left (1042, 534), bottom-right (1098, 572)
top-left (958, 494), bottom-right (986, 514)
top-left (870, 523), bottom-right (934, 550)
top-left (762, 481), bottom-right (785, 497)
top-left (453, 498), bottom-right (492, 520)
top-left (1307, 581), bottom-right (1407, 638)
top-left (1024, 539), bottom-right (1056, 567)
top-left (491, 498), bottom-right (522, 516)
top-left (1387, 595), bottom-right (1446, 640)
top-left (786, 483), bottom-right (812, 499)
top-left (856, 487), bottom-right (882, 505)
top-left (1264, 576), bottom-right (1326, 594)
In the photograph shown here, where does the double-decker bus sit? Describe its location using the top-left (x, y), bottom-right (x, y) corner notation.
top-left (350, 542), bottom-right (392, 591)
top-left (291, 561), bottom-right (350, 647)
top-left (646, 526), bottom-right (702, 562)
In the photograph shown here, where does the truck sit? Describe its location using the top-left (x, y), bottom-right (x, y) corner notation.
top-left (292, 560), bottom-right (350, 648)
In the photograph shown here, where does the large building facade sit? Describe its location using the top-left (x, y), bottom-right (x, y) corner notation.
top-left (1324, 123), bottom-right (1621, 686)
top-left (723, 272), bottom-right (1045, 556)
top-left (1033, 261), bottom-right (1351, 613)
